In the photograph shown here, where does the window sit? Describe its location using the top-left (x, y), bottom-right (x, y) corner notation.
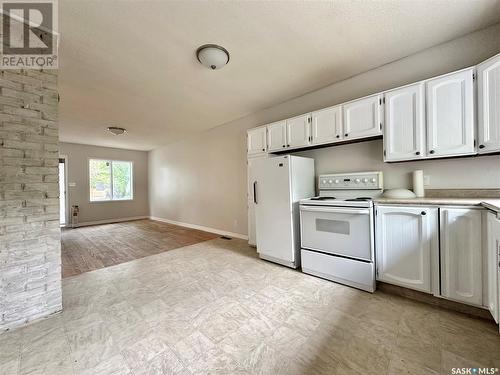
top-left (89, 159), bottom-right (133, 202)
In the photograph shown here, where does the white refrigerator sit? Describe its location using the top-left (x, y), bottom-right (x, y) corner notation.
top-left (253, 155), bottom-right (315, 268)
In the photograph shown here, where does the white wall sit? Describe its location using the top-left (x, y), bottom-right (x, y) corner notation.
top-left (60, 142), bottom-right (149, 224)
top-left (149, 22), bottom-right (500, 237)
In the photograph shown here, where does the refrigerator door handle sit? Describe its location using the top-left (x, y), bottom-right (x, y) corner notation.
top-left (253, 181), bottom-right (257, 204)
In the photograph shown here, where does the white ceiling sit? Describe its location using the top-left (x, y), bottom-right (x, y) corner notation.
top-left (59, 1), bottom-right (500, 151)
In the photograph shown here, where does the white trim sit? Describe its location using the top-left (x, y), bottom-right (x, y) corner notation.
top-left (75, 216), bottom-right (148, 227)
top-left (59, 155), bottom-right (69, 226)
top-left (150, 216), bottom-right (248, 240)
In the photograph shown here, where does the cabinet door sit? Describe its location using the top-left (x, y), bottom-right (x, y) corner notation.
top-left (478, 53), bottom-right (500, 154)
top-left (375, 206), bottom-right (437, 293)
top-left (247, 127), bottom-right (267, 156)
top-left (384, 83), bottom-right (425, 161)
top-left (311, 105), bottom-right (342, 145)
top-left (440, 208), bottom-right (483, 306)
top-left (487, 213), bottom-right (499, 323)
top-left (343, 94), bottom-right (382, 140)
top-left (267, 121), bottom-right (287, 152)
top-left (426, 69), bottom-right (475, 157)
top-left (286, 114), bottom-right (311, 148)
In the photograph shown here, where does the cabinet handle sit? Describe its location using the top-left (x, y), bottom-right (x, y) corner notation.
top-left (429, 150), bottom-right (435, 154)
top-left (253, 181), bottom-right (257, 204)
top-left (336, 135), bottom-right (340, 138)
top-left (421, 211), bottom-right (426, 216)
top-left (282, 145), bottom-right (286, 148)
top-left (262, 148), bottom-right (265, 152)
top-left (479, 144), bottom-right (485, 149)
top-left (287, 144), bottom-right (290, 147)
top-left (416, 151), bottom-right (420, 155)
top-left (344, 133), bottom-right (348, 137)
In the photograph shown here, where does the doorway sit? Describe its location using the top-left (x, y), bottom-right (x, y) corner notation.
top-left (59, 156), bottom-right (68, 226)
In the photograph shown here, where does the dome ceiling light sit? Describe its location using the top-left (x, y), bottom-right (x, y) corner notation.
top-left (107, 126), bottom-right (127, 136)
top-left (196, 44), bottom-right (230, 70)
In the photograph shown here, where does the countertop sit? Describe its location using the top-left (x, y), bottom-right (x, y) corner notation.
top-left (374, 197), bottom-right (500, 213)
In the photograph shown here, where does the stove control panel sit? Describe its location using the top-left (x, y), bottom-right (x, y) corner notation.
top-left (319, 171), bottom-right (383, 190)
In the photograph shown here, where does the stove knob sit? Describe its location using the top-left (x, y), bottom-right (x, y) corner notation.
top-left (371, 178), bottom-right (376, 183)
top-left (328, 179), bottom-right (333, 184)
top-left (362, 178), bottom-right (368, 183)
top-left (322, 179), bottom-right (327, 185)
top-left (354, 178), bottom-right (360, 183)
top-left (334, 179), bottom-right (340, 184)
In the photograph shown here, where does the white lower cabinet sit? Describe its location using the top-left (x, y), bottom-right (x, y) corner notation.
top-left (487, 212), bottom-right (500, 323)
top-left (375, 206), bottom-right (438, 293)
top-left (440, 208), bottom-right (483, 306)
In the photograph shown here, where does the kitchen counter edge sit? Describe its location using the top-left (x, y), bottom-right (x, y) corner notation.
top-left (374, 198), bottom-right (500, 213)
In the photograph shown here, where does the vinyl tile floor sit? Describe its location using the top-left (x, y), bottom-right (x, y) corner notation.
top-left (1, 237), bottom-right (500, 375)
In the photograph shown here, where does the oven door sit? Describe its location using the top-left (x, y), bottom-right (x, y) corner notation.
top-left (300, 205), bottom-right (373, 261)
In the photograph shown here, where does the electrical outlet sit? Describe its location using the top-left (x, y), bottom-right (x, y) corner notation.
top-left (423, 175), bottom-right (431, 186)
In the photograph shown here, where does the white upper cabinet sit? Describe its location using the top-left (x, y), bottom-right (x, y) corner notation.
top-left (384, 83), bottom-right (425, 162)
top-left (376, 206), bottom-right (438, 293)
top-left (286, 114), bottom-right (311, 148)
top-left (426, 69), bottom-right (475, 158)
top-left (478, 53), bottom-right (500, 154)
top-left (267, 120), bottom-right (287, 152)
top-left (440, 208), bottom-right (483, 306)
top-left (343, 94), bottom-right (383, 140)
top-left (247, 126), bottom-right (267, 156)
top-left (311, 105), bottom-right (342, 145)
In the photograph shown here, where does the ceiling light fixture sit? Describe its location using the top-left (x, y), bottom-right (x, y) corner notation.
top-left (107, 126), bottom-right (127, 136)
top-left (196, 44), bottom-right (230, 70)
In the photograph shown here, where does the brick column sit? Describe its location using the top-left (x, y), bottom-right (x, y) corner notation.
top-left (0, 69), bottom-right (61, 331)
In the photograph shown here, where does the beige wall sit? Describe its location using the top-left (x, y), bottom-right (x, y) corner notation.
top-left (149, 23), bottom-right (500, 237)
top-left (60, 142), bottom-right (149, 224)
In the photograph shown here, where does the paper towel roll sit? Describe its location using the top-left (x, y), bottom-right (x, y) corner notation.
top-left (413, 170), bottom-right (425, 198)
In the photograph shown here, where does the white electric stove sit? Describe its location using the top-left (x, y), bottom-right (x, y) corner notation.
top-left (299, 171), bottom-right (383, 292)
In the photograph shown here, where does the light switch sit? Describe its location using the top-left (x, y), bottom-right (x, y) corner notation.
top-left (423, 175), bottom-right (430, 186)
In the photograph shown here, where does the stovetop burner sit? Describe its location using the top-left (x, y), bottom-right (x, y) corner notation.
top-left (310, 196), bottom-right (336, 201)
top-left (344, 197), bottom-right (372, 202)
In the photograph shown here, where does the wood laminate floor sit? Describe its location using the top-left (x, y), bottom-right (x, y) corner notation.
top-left (61, 219), bottom-right (220, 278)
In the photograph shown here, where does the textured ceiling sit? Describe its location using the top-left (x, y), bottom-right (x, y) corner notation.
top-left (58, 1), bottom-right (500, 151)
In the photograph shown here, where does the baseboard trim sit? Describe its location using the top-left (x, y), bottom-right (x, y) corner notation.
top-left (150, 216), bottom-right (248, 240)
top-left (75, 216), bottom-right (149, 227)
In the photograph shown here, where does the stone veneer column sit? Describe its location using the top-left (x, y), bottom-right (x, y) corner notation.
top-left (0, 69), bottom-right (61, 331)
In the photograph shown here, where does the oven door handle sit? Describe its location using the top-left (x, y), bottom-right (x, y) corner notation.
top-left (300, 206), bottom-right (370, 215)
